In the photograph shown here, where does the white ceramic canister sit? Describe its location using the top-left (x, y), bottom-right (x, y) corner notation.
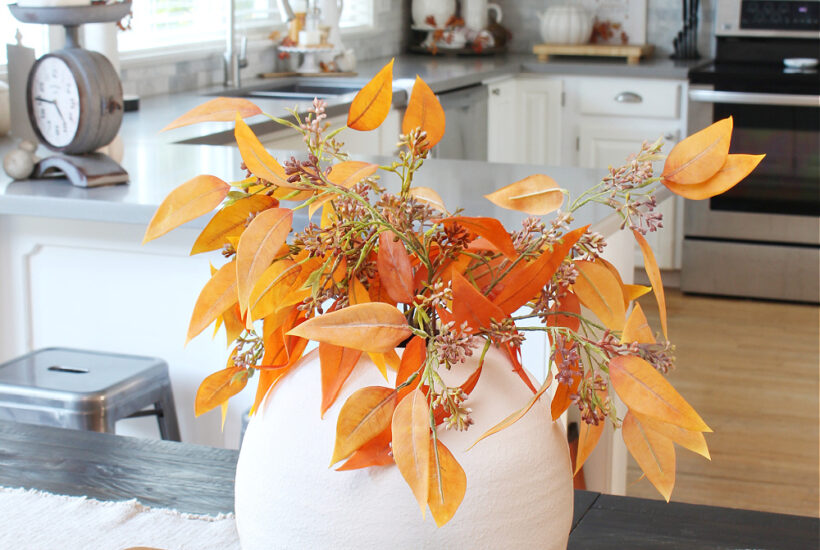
top-left (538, 4), bottom-right (593, 44)
top-left (412, 0), bottom-right (457, 29)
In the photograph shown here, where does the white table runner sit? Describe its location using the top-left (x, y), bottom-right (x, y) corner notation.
top-left (0, 486), bottom-right (240, 550)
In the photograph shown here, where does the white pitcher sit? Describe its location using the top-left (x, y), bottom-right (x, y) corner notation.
top-left (462, 0), bottom-right (502, 32)
top-left (319, 0), bottom-right (344, 49)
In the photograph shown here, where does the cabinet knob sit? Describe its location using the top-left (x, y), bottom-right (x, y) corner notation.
top-left (614, 91), bottom-right (643, 103)
top-left (664, 133), bottom-right (677, 141)
top-left (491, 88), bottom-right (501, 96)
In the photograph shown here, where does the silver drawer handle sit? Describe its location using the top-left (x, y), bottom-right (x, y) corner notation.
top-left (614, 91), bottom-right (643, 103)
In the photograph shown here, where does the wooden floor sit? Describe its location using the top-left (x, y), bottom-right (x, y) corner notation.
top-left (624, 288), bottom-right (820, 518)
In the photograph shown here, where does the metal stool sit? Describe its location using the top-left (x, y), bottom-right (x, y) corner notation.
top-left (0, 347), bottom-right (180, 441)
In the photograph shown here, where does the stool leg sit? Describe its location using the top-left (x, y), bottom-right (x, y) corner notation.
top-left (155, 388), bottom-right (181, 442)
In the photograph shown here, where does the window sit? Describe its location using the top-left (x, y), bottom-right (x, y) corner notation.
top-left (118, 0), bottom-right (373, 55)
top-left (1, 2), bottom-right (50, 66)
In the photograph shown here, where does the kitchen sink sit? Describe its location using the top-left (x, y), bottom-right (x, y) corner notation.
top-left (212, 79), bottom-right (366, 100)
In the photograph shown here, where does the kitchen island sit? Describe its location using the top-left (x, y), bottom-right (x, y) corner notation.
top-left (1, 420), bottom-right (816, 549)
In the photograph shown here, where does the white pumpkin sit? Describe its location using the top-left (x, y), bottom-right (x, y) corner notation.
top-left (539, 5), bottom-right (594, 45)
top-left (235, 344), bottom-right (573, 549)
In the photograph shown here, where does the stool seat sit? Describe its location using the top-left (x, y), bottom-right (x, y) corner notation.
top-left (0, 348), bottom-right (180, 441)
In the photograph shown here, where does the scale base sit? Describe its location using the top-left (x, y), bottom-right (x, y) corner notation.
top-left (33, 152), bottom-right (129, 187)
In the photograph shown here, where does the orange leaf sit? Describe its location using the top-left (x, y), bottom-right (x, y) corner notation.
top-left (234, 114), bottom-right (292, 187)
top-left (408, 186), bottom-right (448, 213)
top-left (663, 153), bottom-right (765, 200)
top-left (444, 216), bottom-right (516, 259)
top-left (633, 411), bottom-right (710, 460)
top-left (633, 229), bottom-right (667, 340)
top-left (546, 290), bottom-right (582, 333)
top-left (248, 259), bottom-right (301, 321)
top-left (484, 174), bottom-right (564, 215)
top-left (468, 370), bottom-right (553, 450)
top-left (319, 343), bottom-right (363, 417)
top-left (622, 411), bottom-right (676, 501)
top-left (396, 336), bottom-right (425, 400)
top-left (452, 270), bottom-right (505, 333)
top-left (331, 386), bottom-right (397, 464)
top-left (222, 303), bottom-right (245, 347)
top-left (287, 303), bottom-right (412, 353)
top-left (427, 439), bottom-right (466, 527)
top-left (402, 75), bottom-right (445, 149)
top-left (492, 225), bottom-right (587, 315)
top-left (191, 195), bottom-right (277, 255)
top-left (194, 366), bottom-right (248, 416)
top-left (236, 208), bottom-right (293, 313)
top-left (574, 419), bottom-right (605, 475)
top-left (623, 284), bottom-right (652, 305)
top-left (377, 231), bottom-right (416, 304)
top-left (348, 277), bottom-right (371, 306)
top-left (336, 427), bottom-right (394, 470)
top-left (347, 59), bottom-right (394, 131)
top-left (143, 175), bottom-right (229, 244)
top-left (610, 355), bottom-right (711, 432)
top-left (662, 117), bottom-right (732, 185)
top-left (392, 389), bottom-right (431, 513)
top-left (551, 346), bottom-right (580, 421)
top-left (161, 97), bottom-right (262, 132)
top-left (622, 303), bottom-right (655, 344)
top-left (187, 260), bottom-right (238, 343)
top-left (572, 260), bottom-right (626, 331)
top-left (328, 160), bottom-right (380, 187)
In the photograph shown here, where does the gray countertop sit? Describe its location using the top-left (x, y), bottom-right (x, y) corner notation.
top-left (0, 52), bottom-right (686, 234)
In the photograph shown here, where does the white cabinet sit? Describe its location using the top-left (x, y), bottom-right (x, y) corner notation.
top-left (487, 74), bottom-right (688, 270)
top-left (487, 77), bottom-right (563, 166)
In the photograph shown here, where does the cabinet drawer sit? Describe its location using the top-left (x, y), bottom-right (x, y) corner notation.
top-left (579, 79), bottom-right (681, 119)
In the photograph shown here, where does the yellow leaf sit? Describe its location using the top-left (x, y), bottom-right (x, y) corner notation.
top-left (575, 420), bottom-right (605, 475)
top-left (622, 411), bottom-right (676, 502)
top-left (347, 59), bottom-right (394, 131)
top-left (427, 439), bottom-right (466, 527)
top-left (633, 230), bottom-right (667, 339)
top-left (663, 154), bottom-right (765, 200)
top-left (328, 160), bottom-right (380, 187)
top-left (236, 208), bottom-right (293, 313)
top-left (191, 195), bottom-right (277, 255)
top-left (161, 97), bottom-right (262, 131)
top-left (234, 114), bottom-right (292, 187)
top-left (662, 117), bottom-right (732, 185)
top-left (621, 303), bottom-right (655, 344)
top-left (402, 75), bottom-right (446, 149)
top-left (348, 277), bottom-right (371, 305)
top-left (484, 174), bottom-right (564, 215)
top-left (468, 370), bottom-right (552, 450)
top-left (633, 411), bottom-right (710, 460)
top-left (609, 355), bottom-right (711, 432)
top-left (392, 389), bottom-right (431, 514)
top-left (220, 401), bottom-right (229, 431)
top-left (368, 352), bottom-right (389, 380)
top-left (143, 175), bottom-right (229, 244)
top-left (287, 303), bottom-right (412, 353)
top-left (187, 260), bottom-right (238, 343)
top-left (195, 366), bottom-right (248, 416)
top-left (331, 386), bottom-right (397, 465)
top-left (408, 186), bottom-right (448, 214)
top-left (623, 284), bottom-right (652, 305)
top-left (572, 260), bottom-right (626, 331)
top-left (248, 259), bottom-right (300, 321)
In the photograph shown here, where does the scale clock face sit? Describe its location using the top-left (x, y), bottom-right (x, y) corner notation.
top-left (29, 56), bottom-right (81, 148)
top-left (26, 49), bottom-right (123, 155)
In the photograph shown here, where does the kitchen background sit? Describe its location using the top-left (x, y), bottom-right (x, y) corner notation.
top-left (114, 0), bottom-right (714, 98)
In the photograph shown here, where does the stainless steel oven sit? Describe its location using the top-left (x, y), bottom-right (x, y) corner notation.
top-left (683, 0), bottom-right (820, 302)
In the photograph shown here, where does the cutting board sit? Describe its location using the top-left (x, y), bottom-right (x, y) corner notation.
top-left (533, 43), bottom-right (654, 65)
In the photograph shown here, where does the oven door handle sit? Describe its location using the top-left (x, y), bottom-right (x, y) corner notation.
top-left (688, 89), bottom-right (820, 107)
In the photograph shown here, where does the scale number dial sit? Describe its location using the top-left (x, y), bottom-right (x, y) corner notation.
top-left (29, 56), bottom-right (81, 148)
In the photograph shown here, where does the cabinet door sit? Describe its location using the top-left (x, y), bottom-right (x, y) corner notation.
top-left (487, 78), bottom-right (563, 166)
top-left (579, 123), bottom-right (680, 269)
top-left (487, 79), bottom-right (520, 163)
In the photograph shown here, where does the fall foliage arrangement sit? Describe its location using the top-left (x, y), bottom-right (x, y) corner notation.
top-left (145, 59), bottom-right (763, 527)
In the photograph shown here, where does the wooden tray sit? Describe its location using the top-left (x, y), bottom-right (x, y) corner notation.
top-left (533, 43), bottom-right (654, 65)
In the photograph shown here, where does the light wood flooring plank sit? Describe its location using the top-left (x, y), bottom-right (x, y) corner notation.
top-left (624, 289), bottom-right (819, 518)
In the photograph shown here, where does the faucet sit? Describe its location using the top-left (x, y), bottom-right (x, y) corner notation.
top-left (225, 0), bottom-right (249, 88)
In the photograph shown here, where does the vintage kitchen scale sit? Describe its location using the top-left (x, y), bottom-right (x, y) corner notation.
top-left (8, 1), bottom-right (131, 187)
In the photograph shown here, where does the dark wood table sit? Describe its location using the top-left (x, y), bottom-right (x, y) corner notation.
top-left (0, 420), bottom-right (816, 549)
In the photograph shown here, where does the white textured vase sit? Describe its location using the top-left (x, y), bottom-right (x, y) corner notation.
top-left (235, 345), bottom-right (573, 549)
top-left (539, 5), bottom-right (593, 44)
top-left (411, 0), bottom-right (457, 29)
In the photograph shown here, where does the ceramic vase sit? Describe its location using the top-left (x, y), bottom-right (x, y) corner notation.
top-left (411, 0), bottom-right (456, 29)
top-left (234, 344), bottom-right (573, 549)
top-left (539, 5), bottom-right (593, 44)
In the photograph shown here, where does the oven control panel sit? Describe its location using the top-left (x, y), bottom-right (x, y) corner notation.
top-left (717, 0), bottom-right (820, 36)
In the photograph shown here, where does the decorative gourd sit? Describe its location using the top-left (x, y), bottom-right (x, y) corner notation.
top-left (538, 5), bottom-right (593, 44)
